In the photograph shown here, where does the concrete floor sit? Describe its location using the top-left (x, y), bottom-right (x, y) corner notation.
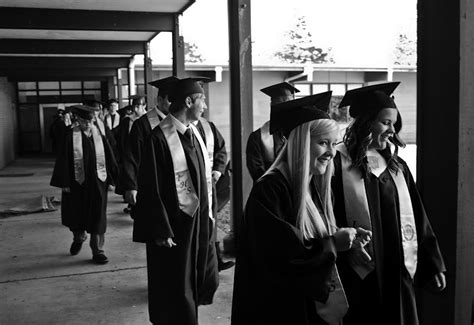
top-left (0, 157), bottom-right (234, 325)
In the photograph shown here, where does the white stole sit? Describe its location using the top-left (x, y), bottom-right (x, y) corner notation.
top-left (95, 118), bottom-right (106, 136)
top-left (260, 121), bottom-right (274, 162)
top-left (198, 118), bottom-right (215, 167)
top-left (147, 107), bottom-right (166, 130)
top-left (337, 144), bottom-right (418, 279)
top-left (72, 125), bottom-right (107, 185)
top-left (159, 116), bottom-right (214, 221)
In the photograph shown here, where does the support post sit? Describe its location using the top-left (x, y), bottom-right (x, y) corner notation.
top-left (226, 0), bottom-right (253, 254)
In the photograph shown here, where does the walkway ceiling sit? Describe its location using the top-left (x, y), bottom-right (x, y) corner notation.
top-left (0, 0), bottom-right (195, 81)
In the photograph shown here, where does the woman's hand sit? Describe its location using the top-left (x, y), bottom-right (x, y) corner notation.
top-left (155, 237), bottom-right (177, 248)
top-left (333, 227), bottom-right (357, 252)
top-left (430, 272), bottom-right (446, 292)
top-left (347, 227), bottom-right (372, 264)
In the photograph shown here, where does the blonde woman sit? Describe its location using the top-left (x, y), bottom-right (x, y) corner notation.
top-left (232, 93), bottom-right (371, 325)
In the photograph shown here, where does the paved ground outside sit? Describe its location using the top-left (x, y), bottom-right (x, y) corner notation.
top-left (0, 156), bottom-right (234, 325)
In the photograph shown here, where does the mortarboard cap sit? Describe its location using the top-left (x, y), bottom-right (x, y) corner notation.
top-left (129, 95), bottom-right (146, 106)
top-left (107, 98), bottom-right (119, 105)
top-left (261, 82), bottom-right (300, 100)
top-left (83, 98), bottom-right (104, 108)
top-left (149, 76), bottom-right (180, 98)
top-left (339, 82), bottom-right (400, 118)
top-left (70, 104), bottom-right (99, 120)
top-left (270, 91), bottom-right (333, 136)
top-left (169, 77), bottom-right (211, 102)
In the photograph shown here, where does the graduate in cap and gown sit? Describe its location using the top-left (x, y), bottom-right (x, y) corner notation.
top-left (120, 77), bottom-right (179, 211)
top-left (104, 98), bottom-right (120, 131)
top-left (115, 95), bottom-right (147, 206)
top-left (191, 78), bottom-right (234, 271)
top-left (232, 92), bottom-right (372, 325)
top-left (331, 82), bottom-right (446, 325)
top-left (83, 99), bottom-right (117, 150)
top-left (133, 77), bottom-right (219, 325)
top-left (50, 104), bottom-right (118, 264)
top-left (246, 82), bottom-right (299, 181)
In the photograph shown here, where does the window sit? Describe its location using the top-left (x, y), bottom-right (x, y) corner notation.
top-left (295, 84), bottom-right (310, 96)
top-left (329, 84), bottom-right (346, 96)
top-left (61, 81), bottom-right (81, 89)
top-left (38, 82), bottom-right (59, 90)
top-left (312, 84), bottom-right (329, 94)
top-left (347, 83), bottom-right (363, 91)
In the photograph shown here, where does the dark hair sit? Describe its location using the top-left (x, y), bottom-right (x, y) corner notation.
top-left (168, 93), bottom-right (202, 114)
top-left (131, 97), bottom-right (145, 107)
top-left (343, 109), bottom-right (405, 178)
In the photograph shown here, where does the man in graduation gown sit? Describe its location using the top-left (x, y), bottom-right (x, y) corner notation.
top-left (246, 82), bottom-right (299, 181)
top-left (50, 104), bottom-right (118, 264)
top-left (195, 115), bottom-right (235, 271)
top-left (104, 98), bottom-right (120, 131)
top-left (120, 77), bottom-right (179, 213)
top-left (134, 78), bottom-right (218, 325)
top-left (332, 82), bottom-right (446, 325)
top-left (115, 95), bottom-right (147, 209)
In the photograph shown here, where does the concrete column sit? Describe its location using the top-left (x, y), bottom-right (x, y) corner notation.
top-left (143, 42), bottom-right (154, 107)
top-left (172, 14), bottom-right (185, 78)
top-left (128, 56), bottom-right (136, 98)
top-left (417, 0), bottom-right (474, 323)
top-left (116, 69), bottom-right (123, 107)
top-left (227, 0), bottom-right (253, 253)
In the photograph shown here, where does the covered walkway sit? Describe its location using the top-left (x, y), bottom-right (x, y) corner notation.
top-left (0, 157), bottom-right (233, 325)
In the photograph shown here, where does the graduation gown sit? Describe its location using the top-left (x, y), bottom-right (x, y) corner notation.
top-left (119, 113), bottom-right (154, 193)
top-left (195, 120), bottom-right (228, 221)
top-left (50, 129), bottom-right (118, 234)
top-left (245, 128), bottom-right (286, 181)
top-left (332, 152), bottom-right (446, 325)
top-left (232, 170), bottom-right (339, 325)
top-left (133, 126), bottom-right (218, 325)
top-left (49, 116), bottom-right (68, 155)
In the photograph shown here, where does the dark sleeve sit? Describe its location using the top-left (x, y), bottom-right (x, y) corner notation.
top-left (245, 176), bottom-right (338, 301)
top-left (134, 132), bottom-right (174, 241)
top-left (245, 130), bottom-right (266, 181)
top-left (210, 122), bottom-right (227, 173)
top-left (103, 135), bottom-right (119, 186)
top-left (50, 131), bottom-right (72, 188)
top-left (120, 118), bottom-right (144, 191)
top-left (400, 160), bottom-right (447, 282)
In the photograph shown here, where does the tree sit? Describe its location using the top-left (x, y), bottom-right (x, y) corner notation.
top-left (275, 16), bottom-right (334, 64)
top-left (184, 41), bottom-right (204, 63)
top-left (393, 33), bottom-right (416, 66)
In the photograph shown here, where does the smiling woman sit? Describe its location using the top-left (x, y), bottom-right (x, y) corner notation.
top-left (232, 93), bottom-right (372, 325)
top-left (332, 82), bottom-right (446, 325)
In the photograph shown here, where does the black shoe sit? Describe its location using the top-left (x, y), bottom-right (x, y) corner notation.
top-left (92, 253), bottom-right (109, 264)
top-left (218, 260), bottom-right (235, 272)
top-left (70, 242), bottom-right (83, 256)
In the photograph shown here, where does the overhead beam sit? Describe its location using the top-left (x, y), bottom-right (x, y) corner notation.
top-left (0, 57), bottom-right (129, 70)
top-left (0, 7), bottom-right (174, 32)
top-left (0, 39), bottom-right (144, 55)
top-left (1, 68), bottom-right (117, 80)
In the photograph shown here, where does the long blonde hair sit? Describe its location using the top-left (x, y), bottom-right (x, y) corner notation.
top-left (265, 119), bottom-right (339, 240)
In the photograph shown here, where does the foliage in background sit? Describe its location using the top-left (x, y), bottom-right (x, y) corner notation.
top-left (275, 16), bottom-right (334, 64)
top-left (185, 41), bottom-right (205, 63)
top-left (393, 33), bottom-right (416, 66)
